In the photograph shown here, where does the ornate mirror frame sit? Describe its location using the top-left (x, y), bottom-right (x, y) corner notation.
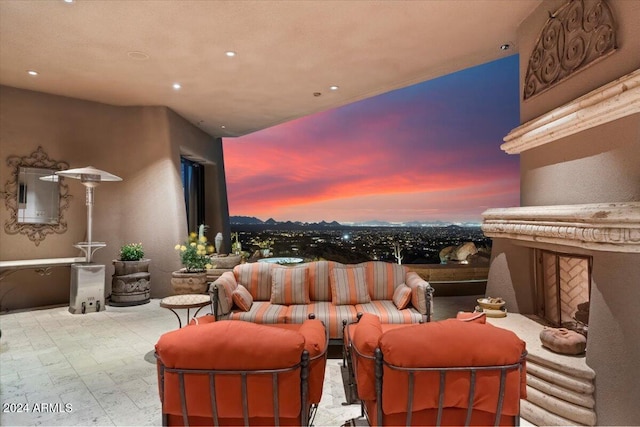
top-left (1, 146), bottom-right (71, 246)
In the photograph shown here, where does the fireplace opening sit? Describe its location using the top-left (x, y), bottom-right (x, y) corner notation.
top-left (535, 249), bottom-right (591, 336)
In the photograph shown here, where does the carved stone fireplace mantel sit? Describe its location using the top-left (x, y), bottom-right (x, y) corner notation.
top-left (482, 202), bottom-right (640, 253)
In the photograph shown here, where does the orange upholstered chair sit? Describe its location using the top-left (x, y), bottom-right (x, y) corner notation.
top-left (155, 318), bottom-right (327, 426)
top-left (346, 314), bottom-right (527, 426)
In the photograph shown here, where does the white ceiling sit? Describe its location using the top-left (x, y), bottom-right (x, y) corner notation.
top-left (0, 0), bottom-right (541, 138)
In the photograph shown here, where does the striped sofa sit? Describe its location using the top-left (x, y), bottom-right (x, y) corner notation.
top-left (209, 261), bottom-right (434, 341)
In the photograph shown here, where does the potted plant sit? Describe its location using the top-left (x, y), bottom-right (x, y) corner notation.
top-left (256, 238), bottom-right (273, 258)
top-left (171, 225), bottom-right (215, 294)
top-left (111, 243), bottom-right (151, 306)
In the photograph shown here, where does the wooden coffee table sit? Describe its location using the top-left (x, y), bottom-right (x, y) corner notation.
top-left (160, 294), bottom-right (211, 328)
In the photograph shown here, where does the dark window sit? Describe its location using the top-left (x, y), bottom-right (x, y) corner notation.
top-left (180, 157), bottom-right (205, 232)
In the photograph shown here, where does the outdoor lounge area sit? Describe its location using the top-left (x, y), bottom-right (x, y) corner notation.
top-left (1, 294), bottom-right (510, 426)
top-left (1, 1), bottom-right (640, 426)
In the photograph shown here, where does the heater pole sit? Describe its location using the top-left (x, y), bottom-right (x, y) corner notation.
top-left (85, 186), bottom-right (95, 262)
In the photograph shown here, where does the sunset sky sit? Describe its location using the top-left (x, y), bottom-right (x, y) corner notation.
top-left (223, 55), bottom-right (520, 224)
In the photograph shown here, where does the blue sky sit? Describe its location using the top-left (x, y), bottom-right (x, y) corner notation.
top-left (224, 55), bottom-right (520, 223)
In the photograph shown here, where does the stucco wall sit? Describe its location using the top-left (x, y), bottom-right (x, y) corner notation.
top-left (484, 238), bottom-right (535, 314)
top-left (484, 1), bottom-right (640, 424)
top-left (0, 86), bottom-right (228, 311)
top-left (588, 251), bottom-right (640, 424)
top-left (520, 113), bottom-right (640, 206)
top-left (518, 0), bottom-right (640, 208)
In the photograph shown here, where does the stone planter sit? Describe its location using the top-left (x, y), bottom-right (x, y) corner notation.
top-left (110, 259), bottom-right (151, 306)
top-left (210, 254), bottom-right (242, 269)
top-left (207, 254), bottom-right (243, 282)
top-left (171, 270), bottom-right (208, 295)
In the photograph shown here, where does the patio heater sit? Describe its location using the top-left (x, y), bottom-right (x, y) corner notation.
top-left (56, 166), bottom-right (122, 314)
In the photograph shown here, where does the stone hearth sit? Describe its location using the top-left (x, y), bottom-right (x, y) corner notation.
top-left (488, 314), bottom-right (596, 426)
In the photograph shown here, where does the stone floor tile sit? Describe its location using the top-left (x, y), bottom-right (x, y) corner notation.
top-left (72, 359), bottom-right (126, 377)
top-left (0, 297), bottom-right (506, 427)
top-left (19, 360), bottom-right (73, 379)
top-left (0, 409), bottom-right (35, 427)
top-left (81, 370), bottom-right (117, 391)
top-left (38, 348), bottom-right (68, 366)
top-left (0, 369), bottom-right (19, 382)
top-left (24, 389), bottom-right (65, 407)
top-left (47, 366), bottom-right (81, 386)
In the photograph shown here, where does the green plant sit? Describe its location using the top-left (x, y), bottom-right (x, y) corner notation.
top-left (174, 227), bottom-right (215, 272)
top-left (231, 232), bottom-right (242, 254)
top-left (256, 238), bottom-right (273, 249)
top-left (119, 243), bottom-right (144, 261)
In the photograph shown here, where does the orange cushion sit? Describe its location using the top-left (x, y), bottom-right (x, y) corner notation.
top-left (294, 320), bottom-right (327, 404)
top-left (231, 284), bottom-right (253, 311)
top-left (270, 266), bottom-right (310, 304)
top-left (306, 260), bottom-right (336, 301)
top-left (378, 319), bottom-right (526, 417)
top-left (364, 261), bottom-right (407, 300)
top-left (330, 265), bottom-right (371, 305)
top-left (213, 271), bottom-right (238, 314)
top-left (156, 320), bottom-right (305, 370)
top-left (406, 272), bottom-right (429, 315)
top-left (156, 321), bottom-right (306, 419)
top-left (233, 262), bottom-right (273, 300)
top-left (392, 284), bottom-right (412, 309)
top-left (269, 320), bottom-right (327, 404)
top-left (350, 313), bottom-right (382, 401)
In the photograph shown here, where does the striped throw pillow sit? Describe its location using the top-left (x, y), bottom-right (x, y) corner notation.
top-left (330, 265), bottom-right (371, 305)
top-left (270, 267), bottom-right (310, 305)
top-left (392, 284), bottom-right (412, 310)
top-left (232, 284), bottom-right (253, 311)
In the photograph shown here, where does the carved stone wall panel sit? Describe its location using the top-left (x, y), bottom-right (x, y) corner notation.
top-left (524, 0), bottom-right (617, 100)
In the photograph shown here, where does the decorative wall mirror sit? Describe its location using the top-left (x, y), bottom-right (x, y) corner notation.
top-left (18, 166), bottom-right (60, 224)
top-left (1, 146), bottom-right (71, 246)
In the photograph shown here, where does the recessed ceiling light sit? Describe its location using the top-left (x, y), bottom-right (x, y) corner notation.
top-left (221, 125), bottom-right (226, 129)
top-left (172, 83), bottom-right (181, 90)
top-left (500, 43), bottom-right (511, 51)
top-left (225, 51), bottom-right (236, 57)
top-left (64, 0), bottom-right (74, 3)
top-left (27, 70), bottom-right (38, 76)
top-left (329, 85), bottom-right (339, 91)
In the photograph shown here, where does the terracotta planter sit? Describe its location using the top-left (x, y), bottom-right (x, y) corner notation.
top-left (110, 259), bottom-right (151, 306)
top-left (171, 270), bottom-right (208, 295)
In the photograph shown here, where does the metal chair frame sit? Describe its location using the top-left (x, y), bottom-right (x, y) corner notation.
top-left (156, 321), bottom-right (329, 427)
top-left (347, 328), bottom-right (527, 427)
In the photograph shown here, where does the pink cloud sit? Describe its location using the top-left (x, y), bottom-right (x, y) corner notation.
top-left (223, 56), bottom-right (520, 222)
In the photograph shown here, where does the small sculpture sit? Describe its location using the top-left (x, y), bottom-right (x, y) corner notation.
top-left (214, 232), bottom-right (223, 254)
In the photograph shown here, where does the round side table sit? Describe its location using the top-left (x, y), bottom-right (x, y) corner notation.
top-left (160, 294), bottom-right (211, 328)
